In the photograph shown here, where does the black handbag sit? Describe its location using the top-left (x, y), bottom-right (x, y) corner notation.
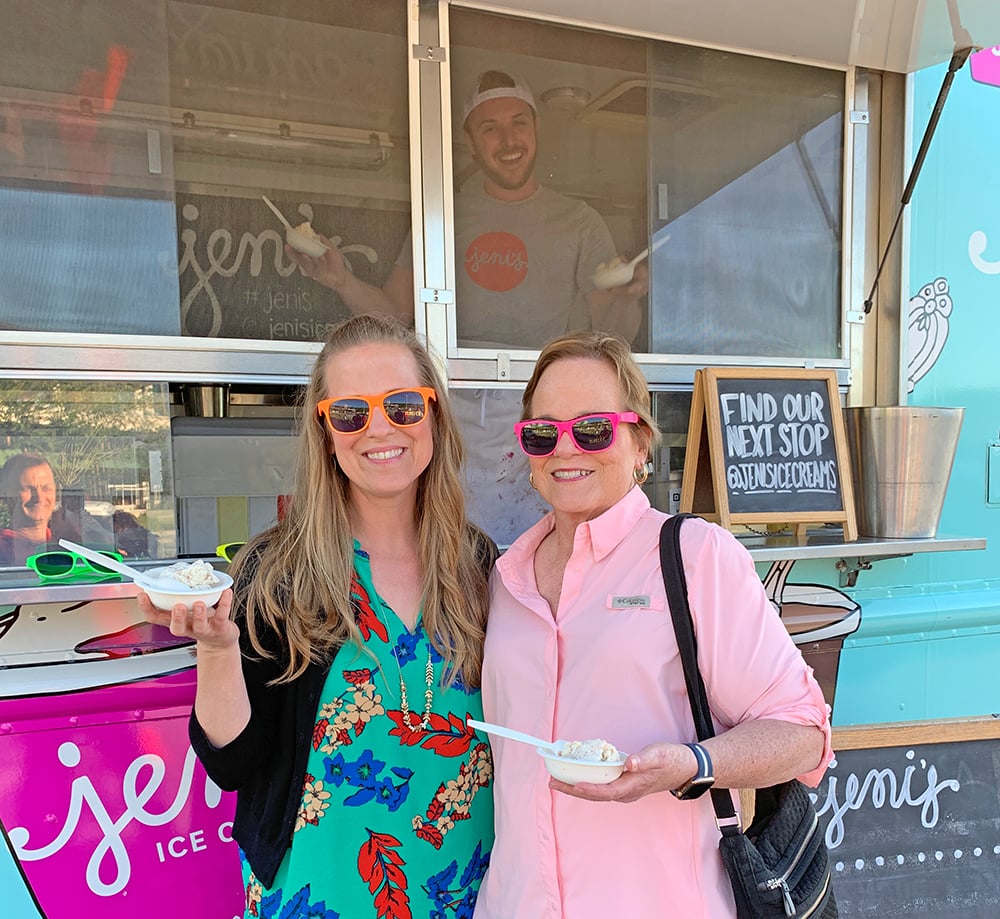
top-left (659, 514), bottom-right (837, 919)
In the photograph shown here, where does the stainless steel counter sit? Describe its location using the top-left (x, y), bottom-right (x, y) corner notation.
top-left (0, 533), bottom-right (986, 603)
top-left (739, 531), bottom-right (986, 562)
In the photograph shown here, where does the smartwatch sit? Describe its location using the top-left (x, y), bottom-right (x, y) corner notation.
top-left (670, 742), bottom-right (715, 800)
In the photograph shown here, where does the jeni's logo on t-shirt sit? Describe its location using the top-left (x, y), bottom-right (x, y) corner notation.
top-left (464, 232), bottom-right (528, 292)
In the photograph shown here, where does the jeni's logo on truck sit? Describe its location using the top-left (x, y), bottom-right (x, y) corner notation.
top-left (0, 673), bottom-right (243, 919)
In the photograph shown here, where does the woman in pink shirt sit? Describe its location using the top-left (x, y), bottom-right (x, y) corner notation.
top-left (475, 330), bottom-right (833, 919)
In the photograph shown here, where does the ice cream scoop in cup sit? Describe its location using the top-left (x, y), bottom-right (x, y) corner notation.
top-left (591, 233), bottom-right (671, 289)
top-left (262, 194), bottom-right (329, 257)
top-left (285, 221), bottom-right (329, 258)
top-left (57, 538), bottom-right (231, 611)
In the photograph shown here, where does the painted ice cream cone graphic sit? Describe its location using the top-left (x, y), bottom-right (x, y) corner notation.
top-left (763, 559), bottom-right (861, 709)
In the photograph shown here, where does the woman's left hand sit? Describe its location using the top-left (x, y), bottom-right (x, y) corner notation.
top-left (549, 742), bottom-right (696, 803)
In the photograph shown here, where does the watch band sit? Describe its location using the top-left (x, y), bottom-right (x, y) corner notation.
top-left (671, 742), bottom-right (715, 800)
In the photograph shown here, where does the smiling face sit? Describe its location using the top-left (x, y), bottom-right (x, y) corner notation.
top-left (321, 342), bottom-right (434, 508)
top-left (524, 357), bottom-right (647, 526)
top-left (11, 462), bottom-right (57, 533)
top-left (464, 96), bottom-right (539, 201)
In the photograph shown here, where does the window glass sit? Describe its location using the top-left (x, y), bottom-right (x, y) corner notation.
top-left (448, 10), bottom-right (648, 350)
top-left (0, 0), bottom-right (411, 342)
top-left (0, 0), bottom-right (180, 334)
top-left (447, 9), bottom-right (844, 359)
top-left (0, 382), bottom-right (176, 568)
top-left (647, 44), bottom-right (844, 357)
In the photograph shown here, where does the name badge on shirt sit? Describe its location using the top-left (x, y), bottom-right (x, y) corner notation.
top-left (609, 595), bottom-right (651, 609)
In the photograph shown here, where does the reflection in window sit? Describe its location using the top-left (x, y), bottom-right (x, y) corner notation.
top-left (646, 44), bottom-right (844, 358)
top-left (0, 0), bottom-right (179, 335)
top-left (0, 381), bottom-right (175, 567)
top-left (168, 0), bottom-right (411, 341)
top-left (0, 0), bottom-right (411, 342)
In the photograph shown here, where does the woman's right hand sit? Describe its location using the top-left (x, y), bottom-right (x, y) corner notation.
top-left (136, 588), bottom-right (239, 651)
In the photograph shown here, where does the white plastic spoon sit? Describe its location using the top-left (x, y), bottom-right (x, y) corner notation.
top-left (57, 538), bottom-right (189, 592)
top-left (467, 718), bottom-right (563, 755)
top-left (261, 194), bottom-right (293, 231)
top-left (591, 233), bottom-right (671, 289)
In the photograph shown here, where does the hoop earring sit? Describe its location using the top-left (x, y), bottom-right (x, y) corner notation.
top-left (529, 472), bottom-right (537, 490)
top-left (633, 464), bottom-right (650, 485)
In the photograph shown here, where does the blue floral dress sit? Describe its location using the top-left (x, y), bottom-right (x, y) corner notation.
top-left (242, 545), bottom-right (493, 919)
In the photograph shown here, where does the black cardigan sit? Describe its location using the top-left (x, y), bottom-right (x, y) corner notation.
top-left (188, 532), bottom-right (497, 889)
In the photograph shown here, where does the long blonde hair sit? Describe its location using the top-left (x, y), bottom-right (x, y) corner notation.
top-left (233, 314), bottom-right (492, 686)
top-left (522, 330), bottom-right (661, 460)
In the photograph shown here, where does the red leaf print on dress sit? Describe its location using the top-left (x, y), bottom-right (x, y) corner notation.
top-left (351, 576), bottom-right (389, 643)
top-left (387, 710), bottom-right (474, 756)
top-left (358, 830), bottom-right (412, 919)
top-left (312, 719), bottom-right (329, 751)
top-left (415, 823), bottom-right (444, 849)
top-left (426, 787), bottom-right (446, 821)
top-left (343, 667), bottom-right (374, 685)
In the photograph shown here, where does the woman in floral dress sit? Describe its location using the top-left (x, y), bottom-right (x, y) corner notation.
top-left (139, 314), bottom-right (496, 919)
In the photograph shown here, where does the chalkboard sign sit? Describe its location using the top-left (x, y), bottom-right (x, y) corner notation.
top-left (681, 367), bottom-right (857, 539)
top-left (818, 720), bottom-right (1000, 918)
top-left (176, 193), bottom-right (409, 341)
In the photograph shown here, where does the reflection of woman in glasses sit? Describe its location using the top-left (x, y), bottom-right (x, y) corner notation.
top-left (139, 314), bottom-right (497, 917)
top-left (0, 452), bottom-right (57, 566)
top-left (476, 331), bottom-right (834, 918)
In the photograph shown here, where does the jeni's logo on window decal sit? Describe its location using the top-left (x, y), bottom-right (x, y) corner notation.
top-left (464, 232), bottom-right (528, 292)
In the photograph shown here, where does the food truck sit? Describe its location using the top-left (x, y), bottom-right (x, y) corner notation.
top-left (2, 1), bottom-right (1000, 916)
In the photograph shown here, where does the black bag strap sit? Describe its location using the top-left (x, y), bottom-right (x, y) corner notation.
top-left (659, 514), bottom-right (740, 826)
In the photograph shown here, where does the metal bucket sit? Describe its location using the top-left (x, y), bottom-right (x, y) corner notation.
top-left (844, 406), bottom-right (964, 538)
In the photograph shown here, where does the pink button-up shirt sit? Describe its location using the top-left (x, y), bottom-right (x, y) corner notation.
top-left (476, 487), bottom-right (832, 919)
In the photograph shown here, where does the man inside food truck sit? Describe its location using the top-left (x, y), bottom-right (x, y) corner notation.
top-left (287, 70), bottom-right (647, 349)
top-left (0, 452), bottom-right (57, 566)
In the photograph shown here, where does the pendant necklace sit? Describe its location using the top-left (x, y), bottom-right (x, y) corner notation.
top-left (374, 601), bottom-right (434, 732)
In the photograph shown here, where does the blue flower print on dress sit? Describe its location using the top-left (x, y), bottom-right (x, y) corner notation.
top-left (325, 749), bottom-right (413, 811)
top-left (257, 884), bottom-right (341, 919)
top-left (423, 841), bottom-right (489, 919)
top-left (392, 628), bottom-right (422, 666)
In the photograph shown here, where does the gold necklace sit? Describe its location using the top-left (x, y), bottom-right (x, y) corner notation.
top-left (372, 598), bottom-right (435, 733)
top-left (398, 649), bottom-right (434, 733)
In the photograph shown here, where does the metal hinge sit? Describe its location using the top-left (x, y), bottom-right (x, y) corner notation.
top-left (419, 288), bottom-right (454, 304)
top-left (849, 110), bottom-right (870, 124)
top-left (413, 44), bottom-right (446, 62)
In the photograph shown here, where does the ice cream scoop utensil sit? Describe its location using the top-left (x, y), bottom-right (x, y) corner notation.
top-left (467, 718), bottom-right (563, 754)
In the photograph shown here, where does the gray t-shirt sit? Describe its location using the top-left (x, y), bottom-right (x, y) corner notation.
top-left (400, 185), bottom-right (616, 349)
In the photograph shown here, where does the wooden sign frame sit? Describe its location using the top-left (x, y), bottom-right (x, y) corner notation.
top-left (680, 367), bottom-right (857, 540)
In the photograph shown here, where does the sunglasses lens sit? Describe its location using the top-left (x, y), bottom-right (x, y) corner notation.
top-left (572, 417), bottom-right (616, 452)
top-left (326, 398), bottom-right (370, 433)
top-left (518, 422), bottom-right (560, 456)
top-left (31, 551), bottom-right (75, 576)
top-left (383, 390), bottom-right (427, 426)
top-left (90, 552), bottom-right (120, 575)
top-left (217, 543), bottom-right (244, 562)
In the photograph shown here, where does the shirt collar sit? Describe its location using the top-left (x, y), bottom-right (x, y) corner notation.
top-left (497, 485), bottom-right (652, 588)
top-left (585, 485), bottom-right (651, 562)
